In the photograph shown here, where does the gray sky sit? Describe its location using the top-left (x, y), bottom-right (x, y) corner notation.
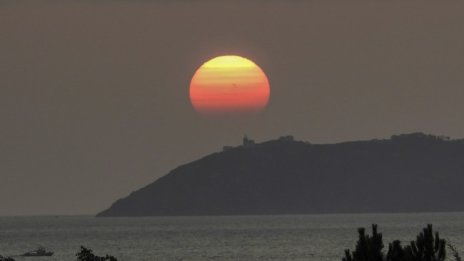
top-left (1, 0), bottom-right (464, 215)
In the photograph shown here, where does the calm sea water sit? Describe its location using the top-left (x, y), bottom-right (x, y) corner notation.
top-left (1, 213), bottom-right (464, 261)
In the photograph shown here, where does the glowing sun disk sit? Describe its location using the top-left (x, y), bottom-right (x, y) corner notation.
top-left (189, 55), bottom-right (270, 115)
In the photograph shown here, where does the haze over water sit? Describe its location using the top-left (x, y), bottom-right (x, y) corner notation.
top-left (3, 0), bottom-right (464, 216)
top-left (2, 212), bottom-right (464, 261)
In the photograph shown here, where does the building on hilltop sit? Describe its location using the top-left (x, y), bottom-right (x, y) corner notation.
top-left (243, 135), bottom-right (255, 147)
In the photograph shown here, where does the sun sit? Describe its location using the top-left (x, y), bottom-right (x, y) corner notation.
top-left (189, 55), bottom-right (270, 115)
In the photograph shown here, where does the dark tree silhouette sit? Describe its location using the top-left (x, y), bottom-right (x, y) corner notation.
top-left (448, 243), bottom-right (462, 261)
top-left (344, 224), bottom-right (454, 261)
top-left (387, 241), bottom-right (406, 261)
top-left (402, 224), bottom-right (446, 261)
top-left (343, 224), bottom-right (384, 261)
top-left (0, 255), bottom-right (15, 261)
top-left (76, 246), bottom-right (117, 261)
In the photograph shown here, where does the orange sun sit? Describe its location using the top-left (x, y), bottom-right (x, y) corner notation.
top-left (189, 55), bottom-right (270, 115)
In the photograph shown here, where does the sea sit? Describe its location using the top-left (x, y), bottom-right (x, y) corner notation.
top-left (1, 212), bottom-right (464, 261)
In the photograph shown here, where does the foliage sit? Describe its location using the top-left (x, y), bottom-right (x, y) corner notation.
top-left (0, 255), bottom-right (15, 261)
top-left (343, 224), bottom-right (452, 261)
top-left (76, 246), bottom-right (118, 261)
top-left (448, 243), bottom-right (462, 261)
top-left (343, 224), bottom-right (384, 261)
top-left (404, 224), bottom-right (446, 261)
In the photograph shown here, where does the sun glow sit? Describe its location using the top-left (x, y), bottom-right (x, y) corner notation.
top-left (189, 55), bottom-right (270, 115)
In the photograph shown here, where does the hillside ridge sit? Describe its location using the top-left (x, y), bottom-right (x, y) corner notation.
top-left (97, 133), bottom-right (464, 217)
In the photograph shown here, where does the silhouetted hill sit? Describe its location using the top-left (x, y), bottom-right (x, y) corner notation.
top-left (97, 133), bottom-right (464, 217)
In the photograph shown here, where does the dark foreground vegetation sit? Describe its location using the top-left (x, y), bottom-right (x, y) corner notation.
top-left (343, 224), bottom-right (461, 261)
top-left (1, 225), bottom-right (459, 261)
top-left (1, 246), bottom-right (119, 261)
top-left (76, 246), bottom-right (118, 261)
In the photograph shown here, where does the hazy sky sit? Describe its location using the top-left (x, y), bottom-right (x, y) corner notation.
top-left (1, 0), bottom-right (464, 215)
